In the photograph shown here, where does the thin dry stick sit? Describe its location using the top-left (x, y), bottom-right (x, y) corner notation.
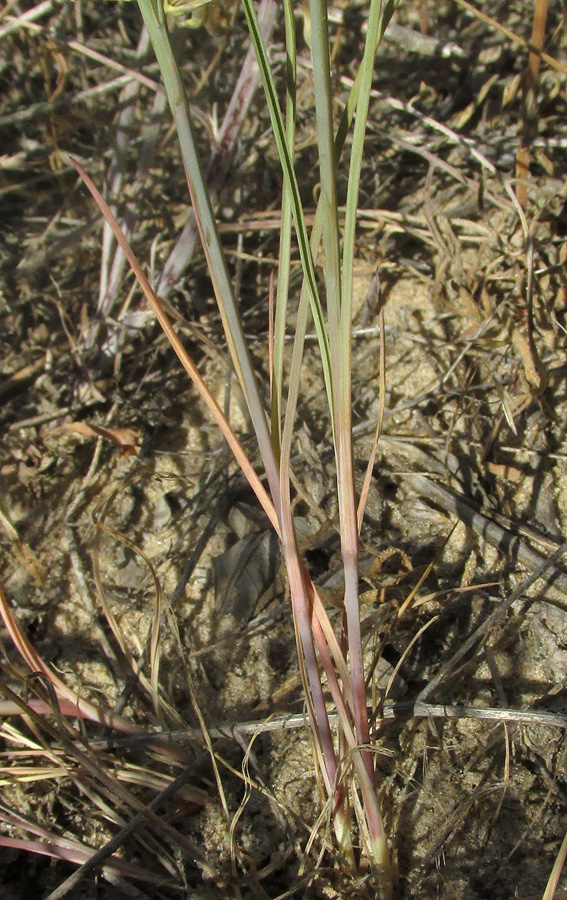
top-left (1, 13), bottom-right (160, 89)
top-left (453, 0), bottom-right (566, 78)
top-left (411, 474), bottom-right (567, 597)
top-left (517, 0), bottom-right (549, 208)
top-left (417, 539), bottom-right (567, 703)
top-left (0, 0), bottom-right (53, 39)
top-left (79, 702), bottom-right (567, 754)
top-left (542, 827), bottom-right (567, 900)
top-left (44, 766), bottom-right (200, 900)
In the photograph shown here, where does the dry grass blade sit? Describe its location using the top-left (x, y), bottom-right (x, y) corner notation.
top-left (412, 475), bottom-right (567, 597)
top-left (70, 157), bottom-right (279, 534)
top-left (40, 765), bottom-right (206, 900)
top-left (0, 835), bottom-right (175, 890)
top-left (0, 585), bottom-right (136, 734)
top-left (157, 0), bottom-right (278, 298)
top-left (453, 0), bottom-right (567, 78)
top-left (91, 478), bottom-right (167, 724)
top-left (418, 539), bottom-right (567, 703)
top-left (0, 585), bottom-right (194, 765)
top-left (0, 12), bottom-right (160, 89)
top-left (542, 828), bottom-right (567, 900)
top-left (0, 680), bottom-right (202, 892)
top-left (516, 0), bottom-right (549, 207)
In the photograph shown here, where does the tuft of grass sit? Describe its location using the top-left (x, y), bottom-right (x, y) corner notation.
top-left (4, 2), bottom-right (567, 896)
top-left (76, 0), bottom-right (399, 892)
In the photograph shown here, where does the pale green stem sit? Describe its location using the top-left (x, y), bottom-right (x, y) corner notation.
top-left (271, 0), bottom-right (296, 456)
top-left (280, 10), bottom-right (395, 871)
top-left (337, 0), bottom-right (399, 778)
top-left (341, 0), bottom-right (398, 328)
top-left (308, 0), bottom-right (342, 339)
top-left (307, 8), bottom-right (363, 768)
top-left (241, 0), bottom-right (334, 426)
top-left (136, 0), bottom-right (281, 512)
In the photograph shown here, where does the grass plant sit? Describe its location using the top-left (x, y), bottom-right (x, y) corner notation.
top-left (5, 2), bottom-right (567, 897)
top-left (76, 0), bottom-right (398, 892)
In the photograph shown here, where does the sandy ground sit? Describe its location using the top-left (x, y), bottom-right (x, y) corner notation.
top-left (1, 1), bottom-right (567, 897)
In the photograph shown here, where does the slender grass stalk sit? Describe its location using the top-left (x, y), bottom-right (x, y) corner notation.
top-left (336, 0), bottom-right (399, 781)
top-left (270, 0), bottom-right (296, 455)
top-left (247, 0), bottom-right (396, 886)
top-left (307, 0), bottom-right (341, 340)
top-left (0, 585), bottom-right (196, 770)
top-left (71, 159), bottom-right (280, 533)
top-left (542, 826), bottom-right (567, 900)
top-left (136, 0), bottom-right (281, 512)
top-left (240, 0), bottom-right (334, 418)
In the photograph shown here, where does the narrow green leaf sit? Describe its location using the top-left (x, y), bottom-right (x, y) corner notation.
top-left (271, 0), bottom-right (297, 456)
top-left (241, 0), bottom-right (334, 424)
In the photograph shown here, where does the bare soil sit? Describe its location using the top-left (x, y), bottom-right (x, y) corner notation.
top-left (1, 1), bottom-right (567, 898)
